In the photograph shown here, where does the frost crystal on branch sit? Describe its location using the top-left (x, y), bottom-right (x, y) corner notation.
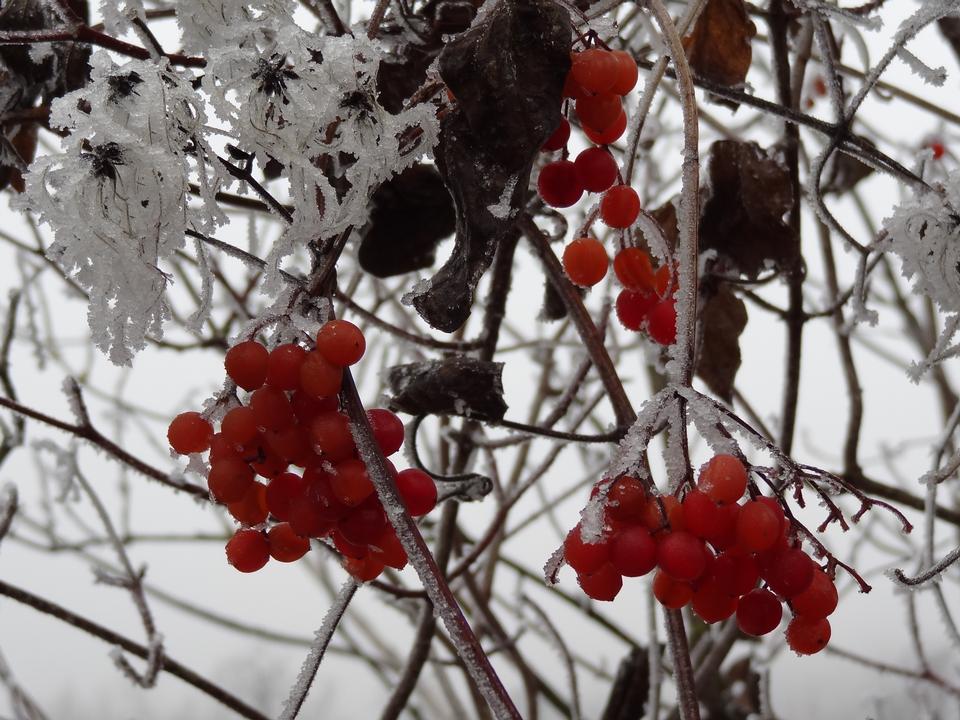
top-left (17, 53), bottom-right (220, 365)
top-left (882, 174), bottom-right (960, 378)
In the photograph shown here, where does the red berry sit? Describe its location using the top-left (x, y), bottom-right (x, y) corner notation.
top-left (338, 496), bottom-right (388, 546)
top-left (764, 548), bottom-right (814, 598)
top-left (653, 570), bottom-right (694, 609)
top-left (682, 490), bottom-right (723, 540)
top-left (371, 527), bottom-right (408, 570)
top-left (570, 48), bottom-right (619, 94)
top-left (542, 117), bottom-right (571, 152)
top-left (705, 551), bottom-right (759, 597)
top-left (367, 409), bottom-right (404, 456)
top-left (564, 524), bottom-right (610, 575)
top-left (790, 567), bottom-right (838, 618)
top-left (657, 531), bottom-right (707, 581)
top-left (227, 482), bottom-right (268, 526)
top-left (167, 411), bottom-right (213, 454)
top-left (698, 455), bottom-right (748, 505)
top-left (221, 406), bottom-right (258, 446)
top-left (209, 433), bottom-right (240, 463)
top-left (332, 528), bottom-right (368, 559)
top-left (266, 472), bottom-right (305, 521)
top-left (299, 351), bottom-right (343, 399)
top-left (692, 578), bottom-right (738, 624)
top-left (610, 526), bottom-right (656, 577)
top-left (600, 185), bottom-right (640, 228)
top-left (613, 248), bottom-right (655, 291)
top-left (225, 529), bottom-right (270, 573)
top-left (931, 141), bottom-right (946, 159)
top-left (562, 72), bottom-right (591, 101)
top-left (610, 49), bottom-right (638, 95)
top-left (606, 476), bottom-right (648, 522)
top-left (225, 341), bottom-right (269, 391)
top-left (563, 238), bottom-right (608, 287)
top-left (574, 147), bottom-right (619, 193)
top-left (208, 458), bottom-right (255, 503)
top-left (396, 468), bottom-right (437, 517)
top-left (266, 343), bottom-right (307, 390)
top-left (310, 412), bottom-right (355, 462)
top-left (291, 390), bottom-right (338, 423)
top-left (330, 458), bottom-right (374, 507)
top-left (616, 289), bottom-right (657, 331)
top-left (786, 616), bottom-right (831, 655)
top-left (755, 496), bottom-right (787, 533)
top-left (250, 386), bottom-right (294, 431)
top-left (316, 320), bottom-right (366, 367)
top-left (642, 495), bottom-right (684, 534)
top-left (583, 110), bottom-right (627, 144)
top-left (576, 94), bottom-right (622, 133)
top-left (654, 264), bottom-right (672, 297)
top-left (577, 563), bottom-right (622, 601)
top-left (647, 299), bottom-right (676, 345)
top-left (344, 554), bottom-right (386, 582)
top-left (737, 589), bottom-right (783, 636)
top-left (704, 502), bottom-right (740, 550)
top-left (265, 425), bottom-right (313, 467)
top-left (268, 523), bottom-right (311, 562)
top-left (736, 500), bottom-right (782, 552)
top-left (538, 160), bottom-right (584, 208)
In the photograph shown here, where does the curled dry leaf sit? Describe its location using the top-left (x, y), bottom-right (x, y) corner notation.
top-left (410, 0), bottom-right (572, 332)
top-left (682, 0), bottom-right (755, 100)
top-left (388, 357), bottom-right (508, 421)
top-left (358, 164), bottom-right (456, 277)
top-left (696, 284), bottom-right (748, 403)
top-left (699, 140), bottom-right (798, 279)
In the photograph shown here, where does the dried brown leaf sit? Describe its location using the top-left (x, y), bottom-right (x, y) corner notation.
top-left (696, 285), bottom-right (747, 403)
top-left (387, 357), bottom-right (508, 421)
top-left (410, 0), bottom-right (571, 332)
top-left (682, 0), bottom-right (756, 88)
top-left (699, 140), bottom-right (798, 278)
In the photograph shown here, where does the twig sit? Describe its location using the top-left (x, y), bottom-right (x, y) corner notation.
top-left (280, 579), bottom-right (359, 720)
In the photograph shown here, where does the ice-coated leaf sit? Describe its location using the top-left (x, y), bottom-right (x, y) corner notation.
top-left (696, 284), bottom-right (748, 402)
top-left (411, 0), bottom-right (571, 332)
top-left (699, 140), bottom-right (798, 279)
top-left (387, 357), bottom-right (508, 421)
top-left (358, 164), bottom-right (455, 278)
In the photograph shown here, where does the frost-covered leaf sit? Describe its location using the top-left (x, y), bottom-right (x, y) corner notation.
top-left (358, 163), bottom-right (455, 277)
top-left (696, 284), bottom-right (747, 402)
top-left (699, 140), bottom-right (798, 279)
top-left (883, 173), bottom-right (960, 315)
top-left (175, 0), bottom-right (295, 54)
top-left (387, 357), bottom-right (508, 421)
top-left (410, 0), bottom-right (571, 332)
top-left (205, 28), bottom-right (438, 259)
top-left (682, 0), bottom-right (755, 92)
top-left (17, 54), bottom-right (220, 364)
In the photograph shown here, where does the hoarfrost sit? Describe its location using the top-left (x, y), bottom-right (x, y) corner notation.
top-left (487, 174), bottom-right (519, 220)
top-left (17, 54), bottom-right (221, 365)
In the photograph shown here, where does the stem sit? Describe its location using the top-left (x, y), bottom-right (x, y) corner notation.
top-left (340, 371), bottom-right (522, 720)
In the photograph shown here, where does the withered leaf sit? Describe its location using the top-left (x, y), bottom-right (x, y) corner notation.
top-left (411, 0), bottom-right (571, 332)
top-left (822, 140), bottom-right (875, 195)
top-left (682, 0), bottom-right (756, 89)
top-left (696, 285), bottom-right (747, 403)
top-left (388, 357), bottom-right (508, 421)
top-left (358, 164), bottom-right (455, 277)
top-left (699, 140), bottom-right (798, 278)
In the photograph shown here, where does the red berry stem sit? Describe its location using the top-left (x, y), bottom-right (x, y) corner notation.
top-left (339, 370), bottom-right (522, 720)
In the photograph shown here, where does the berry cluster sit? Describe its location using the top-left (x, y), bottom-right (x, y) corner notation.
top-left (166, 320), bottom-right (438, 581)
top-left (539, 46), bottom-right (644, 287)
top-left (612, 246), bottom-right (677, 345)
top-left (564, 454), bottom-right (838, 656)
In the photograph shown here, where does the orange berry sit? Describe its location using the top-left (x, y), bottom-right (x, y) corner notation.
top-left (562, 238), bottom-right (608, 287)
